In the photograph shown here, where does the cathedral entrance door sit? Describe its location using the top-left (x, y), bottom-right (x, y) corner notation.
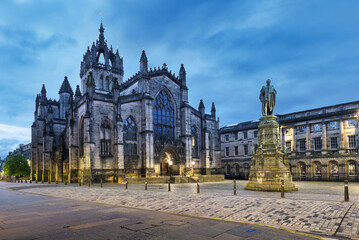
top-left (160, 152), bottom-right (173, 176)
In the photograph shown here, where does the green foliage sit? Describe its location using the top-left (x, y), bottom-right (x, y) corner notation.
top-left (3, 154), bottom-right (30, 176)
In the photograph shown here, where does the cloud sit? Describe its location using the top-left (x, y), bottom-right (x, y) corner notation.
top-left (0, 124), bottom-right (31, 158)
top-left (1, 0), bottom-right (359, 142)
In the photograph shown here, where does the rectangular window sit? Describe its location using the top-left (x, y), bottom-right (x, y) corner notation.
top-left (314, 137), bottom-right (322, 151)
top-left (348, 119), bottom-right (356, 127)
top-left (244, 144), bottom-right (248, 155)
top-left (349, 135), bottom-right (356, 151)
top-left (225, 135), bottom-right (229, 141)
top-left (313, 124), bottom-right (321, 132)
top-left (285, 141), bottom-right (291, 152)
top-left (234, 132), bottom-right (238, 140)
top-left (329, 121), bottom-right (338, 129)
top-left (330, 137), bottom-right (338, 150)
top-left (225, 147), bottom-right (229, 156)
top-left (243, 131), bottom-right (248, 139)
top-left (298, 126), bottom-right (306, 133)
top-left (254, 130), bottom-right (258, 138)
top-left (234, 146), bottom-right (238, 156)
top-left (299, 139), bottom-right (306, 152)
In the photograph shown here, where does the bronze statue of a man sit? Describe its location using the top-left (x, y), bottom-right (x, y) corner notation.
top-left (259, 79), bottom-right (277, 116)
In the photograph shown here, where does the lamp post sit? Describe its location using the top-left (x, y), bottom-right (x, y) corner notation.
top-left (192, 161), bottom-right (195, 176)
top-left (169, 160), bottom-right (173, 177)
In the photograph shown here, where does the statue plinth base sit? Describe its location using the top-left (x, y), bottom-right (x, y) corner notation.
top-left (245, 115), bottom-right (297, 192)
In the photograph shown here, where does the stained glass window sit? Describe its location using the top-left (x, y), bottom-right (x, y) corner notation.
top-left (154, 90), bottom-right (174, 140)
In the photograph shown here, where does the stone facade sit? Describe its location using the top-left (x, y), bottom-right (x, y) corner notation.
top-left (4, 143), bottom-right (31, 162)
top-left (31, 22), bottom-right (221, 183)
top-left (221, 100), bottom-right (359, 181)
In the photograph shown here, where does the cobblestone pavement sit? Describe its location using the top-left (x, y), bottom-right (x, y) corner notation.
top-left (0, 188), bottom-right (320, 240)
top-left (1, 181), bottom-right (358, 239)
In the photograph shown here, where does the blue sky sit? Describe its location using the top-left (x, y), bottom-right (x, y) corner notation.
top-left (1, 0), bottom-right (359, 158)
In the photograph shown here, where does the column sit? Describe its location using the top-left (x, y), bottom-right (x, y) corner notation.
top-left (291, 126), bottom-right (296, 156)
top-left (339, 119), bottom-right (345, 153)
top-left (142, 96), bottom-right (155, 177)
top-left (83, 117), bottom-right (93, 183)
top-left (205, 131), bottom-right (210, 175)
top-left (306, 124), bottom-right (311, 155)
top-left (322, 121), bottom-right (327, 154)
top-left (281, 127), bottom-right (286, 151)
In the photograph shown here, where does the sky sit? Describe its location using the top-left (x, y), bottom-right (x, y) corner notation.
top-left (1, 0), bottom-right (359, 158)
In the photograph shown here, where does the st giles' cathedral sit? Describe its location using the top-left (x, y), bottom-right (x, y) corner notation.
top-left (31, 22), bottom-right (221, 182)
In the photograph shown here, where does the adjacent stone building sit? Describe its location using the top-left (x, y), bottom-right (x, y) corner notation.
top-left (221, 100), bottom-right (359, 181)
top-left (31, 22), bottom-right (221, 183)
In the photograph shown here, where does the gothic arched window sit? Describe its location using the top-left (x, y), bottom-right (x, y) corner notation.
top-left (100, 119), bottom-right (111, 156)
top-left (153, 90), bottom-right (174, 141)
top-left (123, 117), bottom-right (137, 156)
top-left (192, 126), bottom-right (199, 158)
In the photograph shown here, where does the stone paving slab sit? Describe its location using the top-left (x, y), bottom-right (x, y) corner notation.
top-left (1, 182), bottom-right (355, 239)
top-left (0, 188), bottom-right (321, 240)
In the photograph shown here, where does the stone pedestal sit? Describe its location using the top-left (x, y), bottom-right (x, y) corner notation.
top-left (245, 115), bottom-right (297, 192)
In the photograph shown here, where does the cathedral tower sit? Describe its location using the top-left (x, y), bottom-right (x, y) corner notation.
top-left (79, 21), bottom-right (123, 94)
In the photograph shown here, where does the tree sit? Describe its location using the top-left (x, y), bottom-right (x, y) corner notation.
top-left (3, 154), bottom-right (30, 177)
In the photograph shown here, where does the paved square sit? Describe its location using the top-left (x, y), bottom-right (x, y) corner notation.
top-left (1, 180), bottom-right (358, 239)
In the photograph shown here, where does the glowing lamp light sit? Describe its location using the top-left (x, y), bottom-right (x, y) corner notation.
top-left (191, 161), bottom-right (195, 166)
top-left (169, 160), bottom-right (173, 166)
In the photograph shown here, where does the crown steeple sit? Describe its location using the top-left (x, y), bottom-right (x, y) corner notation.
top-left (99, 21), bottom-right (105, 44)
top-left (80, 21), bottom-right (124, 94)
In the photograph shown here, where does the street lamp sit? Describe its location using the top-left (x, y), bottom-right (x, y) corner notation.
top-left (191, 161), bottom-right (195, 176)
top-left (169, 160), bottom-right (173, 177)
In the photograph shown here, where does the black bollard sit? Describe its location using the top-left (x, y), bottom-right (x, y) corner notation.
top-left (88, 179), bottom-right (91, 187)
top-left (125, 179), bottom-right (128, 190)
top-left (281, 179), bottom-right (285, 198)
top-left (64, 179), bottom-right (67, 185)
top-left (101, 178), bottom-right (103, 188)
top-left (145, 180), bottom-right (148, 190)
top-left (56, 180), bottom-right (58, 184)
top-left (344, 180), bottom-right (349, 202)
top-left (41, 179), bottom-right (44, 184)
top-left (21, 179), bottom-right (23, 183)
top-left (35, 179), bottom-right (38, 184)
top-left (197, 179), bottom-right (200, 194)
top-left (233, 179), bottom-right (237, 196)
top-left (30, 179), bottom-right (32, 184)
top-left (48, 178), bottom-right (51, 184)
top-left (79, 177), bottom-right (81, 187)
top-left (168, 179), bottom-right (171, 192)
